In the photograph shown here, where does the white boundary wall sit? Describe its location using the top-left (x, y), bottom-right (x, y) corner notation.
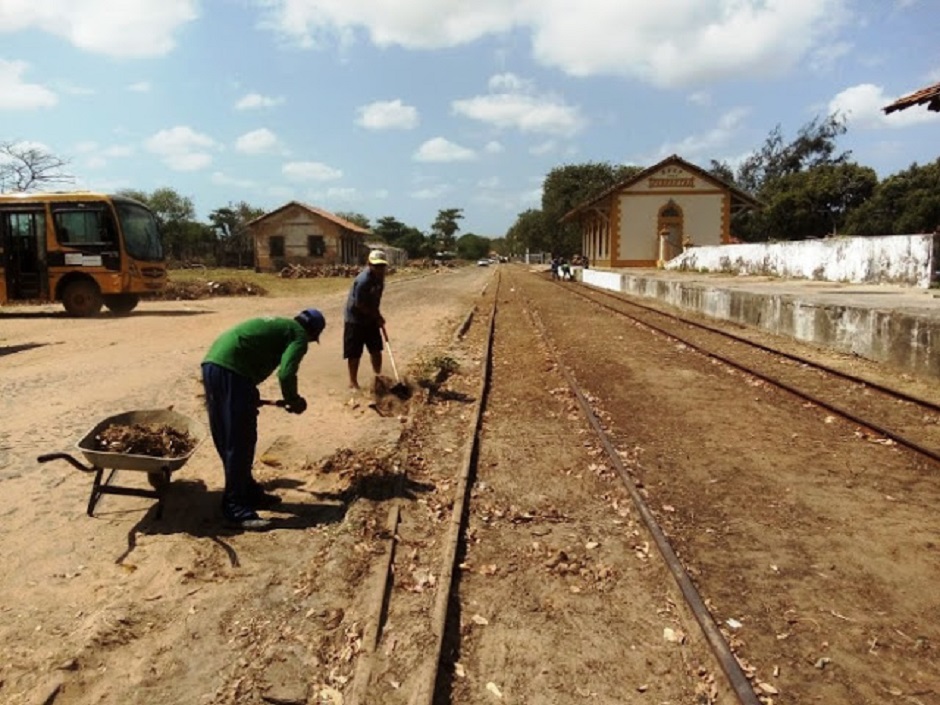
top-left (665, 234), bottom-right (936, 288)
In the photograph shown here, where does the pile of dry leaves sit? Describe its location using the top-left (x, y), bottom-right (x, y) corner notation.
top-left (94, 423), bottom-right (197, 458)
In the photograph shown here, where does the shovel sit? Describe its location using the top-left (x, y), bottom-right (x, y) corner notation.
top-left (381, 326), bottom-right (410, 398)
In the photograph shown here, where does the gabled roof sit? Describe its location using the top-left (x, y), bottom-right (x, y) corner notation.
top-left (561, 154), bottom-right (761, 222)
top-left (883, 81), bottom-right (940, 115)
top-left (247, 200), bottom-right (371, 234)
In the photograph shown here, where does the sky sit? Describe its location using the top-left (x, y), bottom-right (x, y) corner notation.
top-left (1, 0), bottom-right (938, 238)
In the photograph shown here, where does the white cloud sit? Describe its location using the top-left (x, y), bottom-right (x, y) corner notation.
top-left (144, 126), bottom-right (219, 171)
top-left (644, 107), bottom-right (750, 161)
top-left (0, 59), bottom-right (57, 110)
top-left (808, 41), bottom-right (852, 73)
top-left (355, 99), bottom-right (419, 130)
top-left (128, 82), bottom-right (152, 93)
top-left (0, 0), bottom-right (199, 58)
top-left (235, 92), bottom-right (284, 110)
top-left (235, 128), bottom-right (282, 154)
top-left (688, 91), bottom-right (712, 107)
top-left (489, 73), bottom-right (531, 93)
top-left (483, 140), bottom-right (504, 154)
top-left (212, 172), bottom-right (257, 188)
top-left (830, 83), bottom-right (940, 129)
top-left (413, 137), bottom-right (476, 162)
top-left (453, 74), bottom-right (585, 136)
top-left (74, 141), bottom-right (135, 169)
top-left (410, 184), bottom-right (451, 199)
top-left (283, 161), bottom-right (343, 181)
top-left (259, 0), bottom-right (849, 87)
top-left (312, 186), bottom-right (359, 201)
top-left (529, 140), bottom-right (556, 156)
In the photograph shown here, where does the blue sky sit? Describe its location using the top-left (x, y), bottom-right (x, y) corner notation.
top-left (2, 0), bottom-right (938, 238)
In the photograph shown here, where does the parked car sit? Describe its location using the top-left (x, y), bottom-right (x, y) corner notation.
top-left (477, 259), bottom-right (490, 266)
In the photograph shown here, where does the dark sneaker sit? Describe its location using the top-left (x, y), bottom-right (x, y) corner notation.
top-left (224, 513), bottom-right (272, 531)
top-left (249, 490), bottom-right (282, 509)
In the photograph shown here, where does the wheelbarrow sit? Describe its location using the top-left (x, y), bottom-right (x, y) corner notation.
top-left (37, 409), bottom-right (206, 518)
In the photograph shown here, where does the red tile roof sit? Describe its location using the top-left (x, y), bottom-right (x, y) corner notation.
top-left (883, 81), bottom-right (940, 114)
top-left (246, 201), bottom-right (371, 234)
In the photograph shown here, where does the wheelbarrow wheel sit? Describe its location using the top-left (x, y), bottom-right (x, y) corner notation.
top-left (147, 470), bottom-right (170, 490)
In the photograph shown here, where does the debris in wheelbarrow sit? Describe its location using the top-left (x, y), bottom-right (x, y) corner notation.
top-left (94, 423), bottom-right (197, 458)
top-left (37, 409), bottom-right (205, 518)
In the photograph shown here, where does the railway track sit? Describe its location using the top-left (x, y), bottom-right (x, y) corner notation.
top-left (343, 267), bottom-right (772, 705)
top-left (562, 279), bottom-right (940, 467)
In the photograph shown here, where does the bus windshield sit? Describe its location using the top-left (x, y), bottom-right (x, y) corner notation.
top-left (115, 202), bottom-right (164, 261)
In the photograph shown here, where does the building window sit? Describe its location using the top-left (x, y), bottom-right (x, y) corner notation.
top-left (269, 236), bottom-right (285, 257)
top-left (308, 235), bottom-right (325, 257)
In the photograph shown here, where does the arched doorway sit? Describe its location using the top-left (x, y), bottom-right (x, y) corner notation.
top-left (657, 200), bottom-right (684, 264)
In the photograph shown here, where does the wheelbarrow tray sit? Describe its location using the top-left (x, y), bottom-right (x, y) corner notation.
top-left (76, 409), bottom-right (206, 473)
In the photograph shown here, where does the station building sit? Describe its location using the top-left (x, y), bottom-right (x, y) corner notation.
top-left (561, 155), bottom-right (760, 268)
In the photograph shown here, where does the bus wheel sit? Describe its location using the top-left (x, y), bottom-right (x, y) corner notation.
top-left (104, 294), bottom-right (140, 314)
top-left (62, 279), bottom-right (103, 317)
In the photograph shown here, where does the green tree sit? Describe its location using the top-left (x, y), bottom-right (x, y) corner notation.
top-left (708, 159), bottom-right (737, 185)
top-left (542, 162), bottom-right (642, 254)
top-left (373, 216), bottom-right (409, 244)
top-left (336, 211), bottom-right (371, 230)
top-left (845, 159), bottom-right (940, 236)
top-left (455, 232), bottom-right (491, 260)
top-left (396, 226), bottom-right (430, 259)
top-left (0, 141), bottom-right (73, 192)
top-left (118, 187), bottom-right (198, 261)
top-left (506, 208), bottom-right (549, 254)
top-left (728, 113), bottom-right (853, 241)
top-left (209, 201), bottom-right (265, 267)
top-left (488, 236), bottom-right (509, 256)
top-left (431, 208), bottom-right (464, 252)
top-left (759, 163), bottom-right (877, 239)
top-left (736, 114), bottom-right (850, 195)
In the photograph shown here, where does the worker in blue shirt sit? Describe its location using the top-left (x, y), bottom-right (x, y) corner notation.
top-left (344, 249), bottom-right (388, 390)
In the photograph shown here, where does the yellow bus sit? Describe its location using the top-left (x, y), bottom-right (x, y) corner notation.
top-left (0, 191), bottom-right (166, 316)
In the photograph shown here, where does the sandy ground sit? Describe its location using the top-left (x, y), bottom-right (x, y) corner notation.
top-left (1, 263), bottom-right (938, 705)
top-left (0, 267), bottom-right (486, 704)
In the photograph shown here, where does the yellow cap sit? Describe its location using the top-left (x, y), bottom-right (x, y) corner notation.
top-left (368, 249), bottom-right (389, 265)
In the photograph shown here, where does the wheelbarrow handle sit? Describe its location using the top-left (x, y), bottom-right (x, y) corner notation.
top-left (258, 399), bottom-right (287, 408)
top-left (37, 452), bottom-right (95, 473)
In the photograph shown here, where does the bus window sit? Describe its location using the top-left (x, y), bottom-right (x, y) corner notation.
top-left (114, 202), bottom-right (163, 261)
top-left (54, 208), bottom-right (116, 247)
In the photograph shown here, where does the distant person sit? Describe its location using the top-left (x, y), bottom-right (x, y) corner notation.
top-left (345, 249), bottom-right (388, 391)
top-left (202, 308), bottom-right (326, 530)
top-left (550, 257), bottom-right (559, 280)
top-left (561, 259), bottom-right (572, 281)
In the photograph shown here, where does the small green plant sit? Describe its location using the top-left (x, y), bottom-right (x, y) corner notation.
top-left (415, 353), bottom-right (460, 388)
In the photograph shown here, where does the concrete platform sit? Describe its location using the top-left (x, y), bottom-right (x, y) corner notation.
top-left (581, 267), bottom-right (940, 381)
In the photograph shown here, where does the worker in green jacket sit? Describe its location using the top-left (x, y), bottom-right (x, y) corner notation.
top-left (201, 308), bottom-right (326, 530)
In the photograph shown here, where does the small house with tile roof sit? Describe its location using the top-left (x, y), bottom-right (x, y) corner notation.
top-left (561, 155), bottom-right (760, 268)
top-left (247, 201), bottom-right (371, 272)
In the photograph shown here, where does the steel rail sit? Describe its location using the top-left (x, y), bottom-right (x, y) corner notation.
top-left (582, 282), bottom-right (940, 413)
top-left (409, 271), bottom-right (500, 705)
top-left (564, 281), bottom-right (940, 466)
top-left (518, 273), bottom-right (763, 705)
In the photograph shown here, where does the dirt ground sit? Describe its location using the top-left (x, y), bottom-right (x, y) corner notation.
top-left (1, 264), bottom-right (938, 705)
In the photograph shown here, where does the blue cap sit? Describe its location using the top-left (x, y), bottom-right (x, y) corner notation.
top-left (295, 308), bottom-right (326, 342)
